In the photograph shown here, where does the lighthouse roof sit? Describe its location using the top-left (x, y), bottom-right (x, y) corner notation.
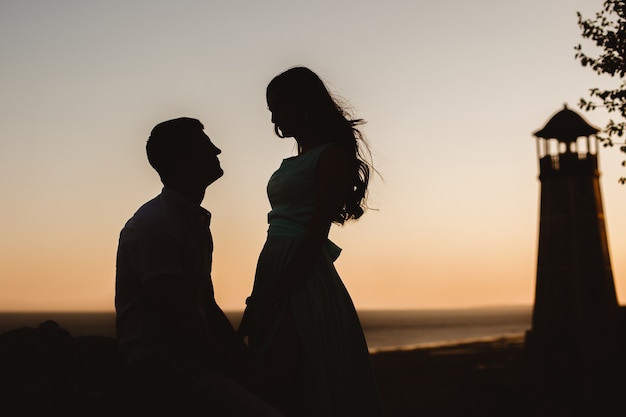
top-left (533, 104), bottom-right (599, 142)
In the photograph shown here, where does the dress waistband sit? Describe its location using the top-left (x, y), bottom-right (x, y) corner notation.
top-left (268, 220), bottom-right (342, 261)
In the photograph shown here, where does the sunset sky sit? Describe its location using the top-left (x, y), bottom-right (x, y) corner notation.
top-left (1, 0), bottom-right (625, 312)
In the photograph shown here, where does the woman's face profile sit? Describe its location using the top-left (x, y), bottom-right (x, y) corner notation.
top-left (267, 89), bottom-right (305, 138)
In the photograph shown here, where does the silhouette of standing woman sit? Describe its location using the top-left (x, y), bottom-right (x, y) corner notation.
top-left (239, 67), bottom-right (385, 417)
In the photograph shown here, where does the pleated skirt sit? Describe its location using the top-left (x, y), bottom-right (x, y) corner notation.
top-left (240, 235), bottom-right (385, 417)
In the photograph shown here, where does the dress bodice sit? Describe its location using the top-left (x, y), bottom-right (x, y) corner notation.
top-left (266, 144), bottom-right (331, 235)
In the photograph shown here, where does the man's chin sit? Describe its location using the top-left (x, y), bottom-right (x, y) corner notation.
top-left (206, 169), bottom-right (224, 186)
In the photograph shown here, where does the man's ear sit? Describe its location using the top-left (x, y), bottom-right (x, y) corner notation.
top-left (170, 152), bottom-right (188, 178)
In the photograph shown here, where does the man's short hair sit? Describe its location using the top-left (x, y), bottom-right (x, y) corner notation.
top-left (146, 117), bottom-right (204, 181)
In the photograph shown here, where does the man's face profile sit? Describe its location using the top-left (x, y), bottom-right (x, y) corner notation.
top-left (178, 129), bottom-right (223, 187)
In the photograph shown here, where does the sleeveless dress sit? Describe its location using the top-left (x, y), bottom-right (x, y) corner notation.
top-left (239, 144), bottom-right (385, 417)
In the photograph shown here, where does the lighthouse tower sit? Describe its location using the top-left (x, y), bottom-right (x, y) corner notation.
top-left (526, 104), bottom-right (619, 372)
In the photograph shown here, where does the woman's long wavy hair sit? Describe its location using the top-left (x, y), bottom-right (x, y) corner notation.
top-left (267, 66), bottom-right (373, 224)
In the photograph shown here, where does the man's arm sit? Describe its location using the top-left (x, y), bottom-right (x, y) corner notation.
top-left (142, 273), bottom-right (207, 340)
top-left (145, 273), bottom-right (247, 375)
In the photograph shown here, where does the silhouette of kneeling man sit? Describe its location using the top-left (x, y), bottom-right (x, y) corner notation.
top-left (115, 117), bottom-right (282, 416)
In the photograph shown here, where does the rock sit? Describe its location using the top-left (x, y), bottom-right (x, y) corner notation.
top-left (0, 321), bottom-right (221, 416)
top-left (0, 321), bottom-right (126, 417)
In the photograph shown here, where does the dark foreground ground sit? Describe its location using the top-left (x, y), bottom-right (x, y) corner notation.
top-left (0, 321), bottom-right (623, 417)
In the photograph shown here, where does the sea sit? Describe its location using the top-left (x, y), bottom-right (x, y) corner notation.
top-left (0, 306), bottom-right (531, 353)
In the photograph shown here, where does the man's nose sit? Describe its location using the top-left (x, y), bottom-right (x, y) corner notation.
top-left (210, 142), bottom-right (221, 155)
